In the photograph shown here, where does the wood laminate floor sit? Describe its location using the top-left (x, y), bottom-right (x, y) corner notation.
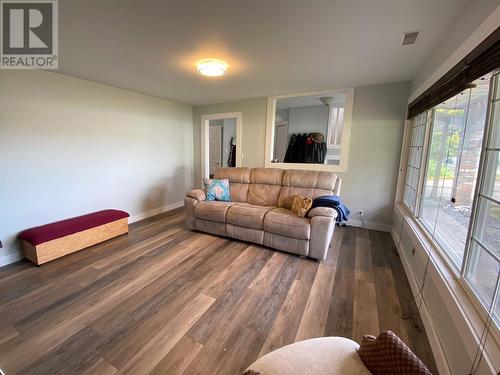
top-left (0, 209), bottom-right (438, 374)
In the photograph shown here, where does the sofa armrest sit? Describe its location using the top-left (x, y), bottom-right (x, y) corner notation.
top-left (309, 215), bottom-right (336, 261)
top-left (308, 207), bottom-right (338, 219)
top-left (333, 177), bottom-right (342, 196)
top-left (186, 189), bottom-right (206, 201)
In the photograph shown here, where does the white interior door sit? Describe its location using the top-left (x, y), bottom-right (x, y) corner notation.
top-left (274, 122), bottom-right (288, 162)
top-left (209, 125), bottom-right (222, 176)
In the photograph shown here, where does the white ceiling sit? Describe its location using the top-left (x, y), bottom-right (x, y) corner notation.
top-left (58, 0), bottom-right (470, 105)
top-left (276, 92), bottom-right (346, 109)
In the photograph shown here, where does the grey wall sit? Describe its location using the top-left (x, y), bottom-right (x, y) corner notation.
top-left (0, 70), bottom-right (193, 266)
top-left (288, 105), bottom-right (328, 135)
top-left (341, 82), bottom-right (410, 228)
top-left (193, 97), bottom-right (268, 186)
top-left (193, 82), bottom-right (410, 229)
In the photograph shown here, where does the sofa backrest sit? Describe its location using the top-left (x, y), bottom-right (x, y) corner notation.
top-left (278, 169), bottom-right (338, 209)
top-left (213, 167), bottom-right (340, 207)
top-left (214, 167), bottom-right (251, 202)
top-left (247, 168), bottom-right (284, 206)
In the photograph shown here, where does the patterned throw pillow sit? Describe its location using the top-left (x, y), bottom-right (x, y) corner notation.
top-left (203, 178), bottom-right (231, 201)
top-left (358, 331), bottom-right (432, 375)
top-left (291, 195), bottom-right (313, 217)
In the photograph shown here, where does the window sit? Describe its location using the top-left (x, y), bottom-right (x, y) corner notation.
top-left (419, 77), bottom-right (490, 267)
top-left (465, 72), bottom-right (500, 322)
top-left (401, 71), bottom-right (500, 325)
top-left (327, 106), bottom-right (345, 148)
top-left (403, 111), bottom-right (427, 213)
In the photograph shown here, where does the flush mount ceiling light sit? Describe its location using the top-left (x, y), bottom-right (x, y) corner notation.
top-left (197, 59), bottom-right (227, 76)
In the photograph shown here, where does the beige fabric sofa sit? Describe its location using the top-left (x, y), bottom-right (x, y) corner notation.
top-left (184, 167), bottom-right (341, 261)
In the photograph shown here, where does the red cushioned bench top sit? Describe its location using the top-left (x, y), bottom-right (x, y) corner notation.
top-left (19, 209), bottom-right (129, 246)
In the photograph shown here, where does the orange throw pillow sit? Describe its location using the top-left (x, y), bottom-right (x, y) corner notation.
top-left (291, 195), bottom-right (313, 217)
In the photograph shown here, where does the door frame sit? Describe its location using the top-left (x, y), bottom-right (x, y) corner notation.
top-left (201, 112), bottom-right (243, 185)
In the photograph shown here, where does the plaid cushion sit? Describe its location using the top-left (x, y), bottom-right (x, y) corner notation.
top-left (358, 331), bottom-right (432, 375)
top-left (203, 178), bottom-right (231, 201)
top-left (291, 195), bottom-right (313, 217)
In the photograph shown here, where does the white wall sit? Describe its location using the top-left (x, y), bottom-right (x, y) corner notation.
top-left (193, 82), bottom-right (410, 230)
top-left (0, 70), bottom-right (193, 266)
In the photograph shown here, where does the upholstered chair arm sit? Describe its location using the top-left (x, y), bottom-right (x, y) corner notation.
top-left (309, 214), bottom-right (336, 261)
top-left (186, 189), bottom-right (206, 201)
top-left (308, 207), bottom-right (338, 219)
top-left (333, 177), bottom-right (342, 196)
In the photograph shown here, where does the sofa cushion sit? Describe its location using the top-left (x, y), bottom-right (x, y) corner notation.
top-left (250, 168), bottom-right (284, 185)
top-left (226, 203), bottom-right (274, 229)
top-left (282, 169), bottom-right (337, 190)
top-left (214, 167), bottom-right (251, 202)
top-left (194, 201), bottom-right (235, 223)
top-left (278, 186), bottom-right (333, 209)
top-left (278, 169), bottom-right (337, 209)
top-left (214, 167), bottom-right (251, 183)
top-left (247, 168), bottom-right (284, 206)
top-left (248, 184), bottom-right (283, 206)
top-left (264, 208), bottom-right (310, 240)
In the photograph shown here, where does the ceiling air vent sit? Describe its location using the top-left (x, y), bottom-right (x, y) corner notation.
top-left (402, 31), bottom-right (419, 46)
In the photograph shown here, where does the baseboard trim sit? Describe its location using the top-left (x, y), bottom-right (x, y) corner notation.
top-left (0, 251), bottom-right (24, 268)
top-left (129, 201), bottom-right (184, 223)
top-left (346, 219), bottom-right (392, 232)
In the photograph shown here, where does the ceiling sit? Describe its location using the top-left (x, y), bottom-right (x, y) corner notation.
top-left (58, 0), bottom-right (470, 105)
top-left (276, 92), bottom-right (346, 109)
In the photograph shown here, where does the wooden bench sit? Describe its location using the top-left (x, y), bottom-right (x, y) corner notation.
top-left (19, 209), bottom-right (129, 265)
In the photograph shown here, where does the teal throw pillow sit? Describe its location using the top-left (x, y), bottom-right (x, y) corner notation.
top-left (203, 178), bottom-right (231, 201)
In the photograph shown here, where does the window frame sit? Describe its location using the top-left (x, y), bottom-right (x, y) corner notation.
top-left (397, 71), bottom-right (500, 332)
top-left (402, 111), bottom-right (431, 214)
top-left (461, 71), bottom-right (500, 319)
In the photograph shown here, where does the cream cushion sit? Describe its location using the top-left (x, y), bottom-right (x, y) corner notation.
top-left (247, 337), bottom-right (372, 375)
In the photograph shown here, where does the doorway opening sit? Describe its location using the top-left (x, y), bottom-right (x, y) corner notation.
top-left (201, 112), bottom-right (242, 183)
